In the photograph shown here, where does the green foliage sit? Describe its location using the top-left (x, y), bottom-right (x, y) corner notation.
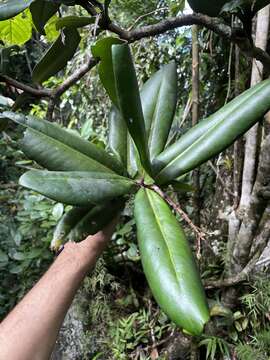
top-left (199, 335), bottom-right (230, 360)
top-left (108, 308), bottom-right (171, 359)
top-left (0, 9), bottom-right (32, 45)
top-left (20, 170), bottom-right (135, 206)
top-left (135, 188), bottom-right (209, 335)
top-left (51, 200), bottom-right (124, 250)
top-left (3, 39), bottom-right (270, 337)
top-left (240, 277), bottom-right (270, 328)
top-left (112, 43), bottom-right (150, 172)
top-left (236, 329), bottom-right (270, 360)
top-left (0, 0), bottom-right (33, 21)
top-left (30, 0), bottom-right (59, 34)
top-left (92, 37), bottom-right (124, 107)
top-left (32, 27), bottom-right (81, 83)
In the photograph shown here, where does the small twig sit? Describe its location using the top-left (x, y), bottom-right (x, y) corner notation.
top-left (142, 183), bottom-right (206, 258)
top-left (0, 75), bottom-right (51, 98)
top-left (224, 41), bottom-right (233, 104)
top-left (128, 7), bottom-right (169, 31)
top-left (224, 17), bottom-right (234, 105)
top-left (52, 56), bottom-right (99, 98)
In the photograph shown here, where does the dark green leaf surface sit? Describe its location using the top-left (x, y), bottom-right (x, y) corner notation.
top-left (153, 79), bottom-right (269, 175)
top-left (52, 199), bottom-right (124, 250)
top-left (0, 0), bottom-right (33, 20)
top-left (51, 206), bottom-right (91, 250)
top-left (51, 199), bottom-right (123, 249)
top-left (32, 27), bottom-right (80, 84)
top-left (55, 15), bottom-right (94, 30)
top-left (141, 62), bottom-right (177, 160)
top-left (92, 37), bottom-right (124, 107)
top-left (135, 188), bottom-right (209, 335)
top-left (108, 106), bottom-right (127, 168)
top-left (21, 128), bottom-right (114, 173)
top-left (112, 43), bottom-right (150, 173)
top-left (3, 111), bottom-right (122, 173)
top-left (20, 170), bottom-right (136, 206)
top-left (155, 79), bottom-right (270, 184)
top-left (30, 0), bottom-right (59, 34)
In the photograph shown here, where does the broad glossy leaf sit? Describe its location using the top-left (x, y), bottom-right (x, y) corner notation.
top-left (3, 111), bottom-right (122, 173)
top-left (141, 62), bottom-right (177, 161)
top-left (108, 106), bottom-right (127, 168)
top-left (21, 128), bottom-right (114, 173)
top-left (0, 9), bottom-right (32, 45)
top-left (32, 27), bottom-right (80, 84)
top-left (55, 16), bottom-right (94, 30)
top-left (20, 170), bottom-right (136, 206)
top-left (154, 79), bottom-right (270, 184)
top-left (92, 37), bottom-right (124, 107)
top-left (112, 43), bottom-right (150, 173)
top-left (0, 0), bottom-right (33, 20)
top-left (134, 188), bottom-right (209, 335)
top-left (30, 0), bottom-right (59, 34)
top-left (51, 199), bottom-right (124, 250)
top-left (44, 13), bottom-right (59, 41)
top-left (153, 79), bottom-right (268, 173)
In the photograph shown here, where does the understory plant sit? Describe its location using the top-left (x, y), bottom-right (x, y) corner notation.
top-left (2, 40), bottom-right (270, 336)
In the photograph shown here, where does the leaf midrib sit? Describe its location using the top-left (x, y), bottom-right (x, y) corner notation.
top-left (24, 127), bottom-right (114, 173)
top-left (158, 81), bottom-right (269, 175)
top-left (146, 189), bottom-right (181, 289)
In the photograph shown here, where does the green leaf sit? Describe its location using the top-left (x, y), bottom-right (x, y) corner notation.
top-left (44, 14), bottom-right (59, 41)
top-left (171, 181), bottom-right (196, 193)
top-left (0, 249), bottom-right (8, 262)
top-left (51, 206), bottom-right (92, 250)
top-left (91, 37), bottom-right (124, 107)
top-left (51, 199), bottom-right (124, 249)
top-left (108, 105), bottom-right (127, 168)
top-left (19, 170), bottom-right (136, 206)
top-left (32, 27), bottom-right (80, 84)
top-left (141, 62), bottom-right (177, 161)
top-left (0, 9), bottom-right (32, 45)
top-left (187, 0), bottom-right (227, 16)
top-left (30, 0), bottom-right (59, 34)
top-left (3, 111), bottom-right (122, 173)
top-left (0, 0), bottom-right (33, 21)
top-left (155, 79), bottom-right (270, 184)
top-left (55, 15), bottom-right (94, 30)
top-left (134, 188), bottom-right (209, 335)
top-left (112, 43), bottom-right (150, 173)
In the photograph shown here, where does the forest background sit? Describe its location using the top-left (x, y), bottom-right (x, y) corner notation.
top-left (1, 0), bottom-right (270, 359)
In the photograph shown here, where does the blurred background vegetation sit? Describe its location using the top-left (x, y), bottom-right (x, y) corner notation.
top-left (1, 1), bottom-right (270, 359)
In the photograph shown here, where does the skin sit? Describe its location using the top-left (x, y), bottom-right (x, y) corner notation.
top-left (0, 219), bottom-right (117, 360)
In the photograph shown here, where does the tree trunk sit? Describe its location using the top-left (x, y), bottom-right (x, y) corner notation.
top-left (227, 6), bottom-right (270, 276)
top-left (192, 24), bottom-right (201, 227)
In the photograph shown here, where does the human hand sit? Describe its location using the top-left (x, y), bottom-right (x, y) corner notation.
top-left (56, 217), bottom-right (118, 274)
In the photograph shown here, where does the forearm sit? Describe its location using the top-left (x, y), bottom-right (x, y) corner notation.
top-left (0, 228), bottom-right (110, 360)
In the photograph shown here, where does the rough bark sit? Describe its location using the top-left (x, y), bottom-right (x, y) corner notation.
top-left (227, 6), bottom-right (270, 275)
top-left (192, 25), bottom-right (201, 227)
